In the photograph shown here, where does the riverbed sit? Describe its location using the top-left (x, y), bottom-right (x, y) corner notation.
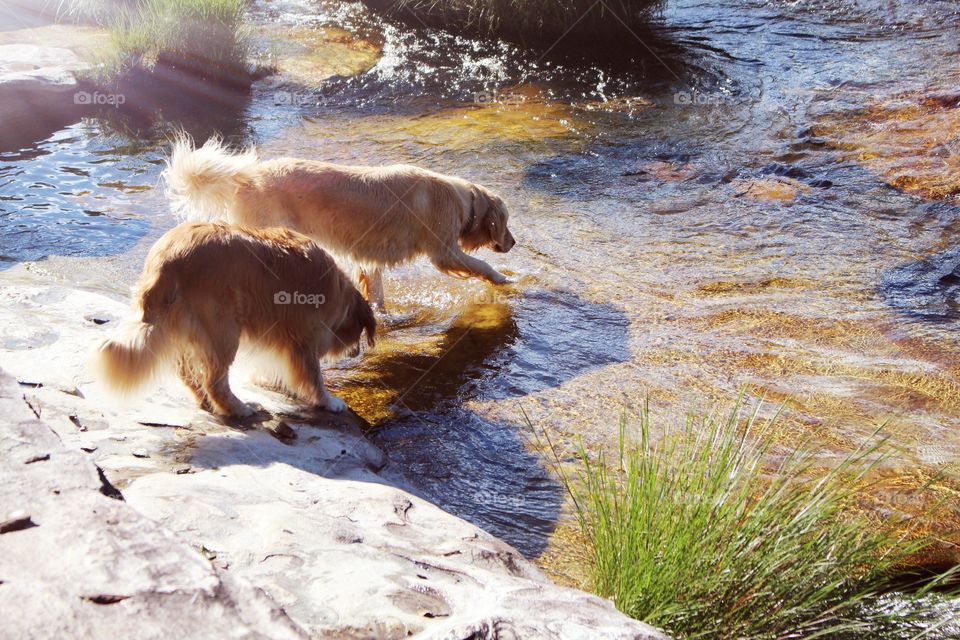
top-left (1, 0), bottom-right (958, 573)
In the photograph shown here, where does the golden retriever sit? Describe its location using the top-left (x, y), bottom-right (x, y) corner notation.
top-left (91, 222), bottom-right (376, 418)
top-left (163, 135), bottom-right (516, 308)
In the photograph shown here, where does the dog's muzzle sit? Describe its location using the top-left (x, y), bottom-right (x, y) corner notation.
top-left (494, 234), bottom-right (516, 253)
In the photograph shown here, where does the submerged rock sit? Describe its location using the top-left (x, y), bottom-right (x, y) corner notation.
top-left (256, 24), bottom-right (382, 87)
top-left (732, 176), bottom-right (810, 201)
top-left (814, 85), bottom-right (960, 200)
top-left (0, 268), bottom-right (666, 639)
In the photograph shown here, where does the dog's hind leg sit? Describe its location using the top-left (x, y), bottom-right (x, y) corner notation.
top-left (197, 324), bottom-right (251, 418)
top-left (177, 352), bottom-right (212, 413)
top-left (431, 249), bottom-right (508, 285)
top-left (206, 374), bottom-right (251, 418)
top-left (281, 346), bottom-right (347, 413)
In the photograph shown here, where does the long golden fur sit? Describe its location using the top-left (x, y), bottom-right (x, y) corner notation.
top-left (91, 222), bottom-right (376, 418)
top-left (163, 135), bottom-right (516, 307)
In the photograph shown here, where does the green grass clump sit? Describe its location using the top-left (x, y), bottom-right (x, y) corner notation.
top-left (63, 0), bottom-right (251, 84)
top-left (55, 0), bottom-right (138, 24)
top-left (361, 0), bottom-right (664, 44)
top-left (538, 400), bottom-right (959, 639)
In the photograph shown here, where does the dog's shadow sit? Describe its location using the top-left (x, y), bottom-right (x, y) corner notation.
top-left (187, 403), bottom-right (390, 482)
top-left (188, 287), bottom-right (631, 559)
top-left (348, 287), bottom-right (630, 557)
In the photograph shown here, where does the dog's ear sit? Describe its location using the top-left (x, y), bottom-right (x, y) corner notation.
top-left (479, 195), bottom-right (512, 249)
top-left (488, 202), bottom-right (506, 242)
top-left (469, 185), bottom-right (492, 234)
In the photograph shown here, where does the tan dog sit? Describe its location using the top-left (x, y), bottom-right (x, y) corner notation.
top-left (91, 222), bottom-right (376, 418)
top-left (163, 135), bottom-right (516, 308)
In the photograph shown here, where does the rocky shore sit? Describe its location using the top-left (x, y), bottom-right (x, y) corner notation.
top-left (0, 21), bottom-right (109, 148)
top-left (0, 265), bottom-right (665, 639)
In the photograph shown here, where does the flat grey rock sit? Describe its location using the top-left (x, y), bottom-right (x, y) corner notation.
top-left (0, 44), bottom-right (80, 86)
top-left (0, 371), bottom-right (308, 640)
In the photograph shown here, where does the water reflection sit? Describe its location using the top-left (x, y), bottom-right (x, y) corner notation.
top-left (0, 123), bottom-right (159, 264)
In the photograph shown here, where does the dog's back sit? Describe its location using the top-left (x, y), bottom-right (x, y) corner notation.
top-left (225, 159), bottom-right (468, 264)
top-left (93, 222), bottom-right (375, 416)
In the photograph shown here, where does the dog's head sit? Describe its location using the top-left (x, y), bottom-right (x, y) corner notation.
top-left (334, 288), bottom-right (377, 358)
top-left (461, 184), bottom-right (516, 254)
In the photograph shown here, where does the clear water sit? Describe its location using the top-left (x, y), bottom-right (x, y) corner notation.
top-left (1, 0), bottom-right (959, 559)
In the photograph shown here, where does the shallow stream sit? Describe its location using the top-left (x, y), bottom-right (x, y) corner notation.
top-left (1, 0), bottom-right (958, 564)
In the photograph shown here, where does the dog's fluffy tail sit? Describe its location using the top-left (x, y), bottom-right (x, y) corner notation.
top-left (163, 133), bottom-right (258, 222)
top-left (91, 269), bottom-right (179, 395)
top-left (90, 320), bottom-right (173, 396)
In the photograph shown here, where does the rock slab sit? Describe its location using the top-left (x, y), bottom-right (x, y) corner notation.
top-left (0, 371), bottom-right (308, 640)
top-left (0, 271), bottom-right (667, 639)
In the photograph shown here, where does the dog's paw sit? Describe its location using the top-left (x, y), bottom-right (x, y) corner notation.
top-left (209, 400), bottom-right (256, 425)
top-left (321, 394), bottom-right (347, 413)
top-left (230, 402), bottom-right (256, 419)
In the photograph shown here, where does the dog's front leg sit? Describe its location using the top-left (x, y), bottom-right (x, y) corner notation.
top-left (284, 347), bottom-right (347, 413)
top-left (433, 250), bottom-right (508, 285)
top-left (360, 266), bottom-right (386, 309)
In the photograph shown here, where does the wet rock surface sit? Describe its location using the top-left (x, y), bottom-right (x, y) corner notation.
top-left (0, 264), bottom-right (666, 640)
top-left (0, 24), bottom-right (107, 148)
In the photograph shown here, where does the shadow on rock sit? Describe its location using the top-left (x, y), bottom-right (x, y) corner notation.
top-left (354, 288), bottom-right (629, 557)
top-left (184, 288), bottom-right (629, 559)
